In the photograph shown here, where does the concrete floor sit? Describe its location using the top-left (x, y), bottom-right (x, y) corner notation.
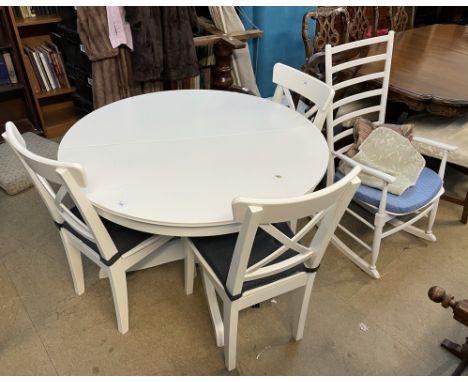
top-left (1, 169), bottom-right (468, 375)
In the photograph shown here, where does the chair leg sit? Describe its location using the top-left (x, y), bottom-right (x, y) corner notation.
top-left (462, 191), bottom-right (468, 225)
top-left (108, 263), bottom-right (129, 334)
top-left (183, 237), bottom-right (195, 295)
top-left (201, 269), bottom-right (224, 347)
top-left (426, 200), bottom-right (439, 237)
top-left (59, 230), bottom-right (85, 295)
top-left (370, 214), bottom-right (385, 279)
top-left (292, 275), bottom-right (316, 341)
top-left (224, 301), bottom-right (240, 371)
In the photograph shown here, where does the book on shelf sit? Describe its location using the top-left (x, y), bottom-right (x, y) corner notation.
top-left (23, 42), bottom-right (70, 94)
top-left (15, 6), bottom-right (59, 19)
top-left (45, 41), bottom-right (70, 87)
top-left (18, 6), bottom-right (29, 18)
top-left (2, 52), bottom-right (18, 84)
top-left (24, 45), bottom-right (45, 92)
top-left (36, 45), bottom-right (59, 89)
top-left (22, 52), bottom-right (41, 93)
top-left (0, 54), bottom-right (11, 85)
top-left (24, 44), bottom-right (50, 91)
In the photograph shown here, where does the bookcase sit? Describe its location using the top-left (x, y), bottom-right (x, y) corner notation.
top-left (7, 6), bottom-right (80, 138)
top-left (0, 6), bottom-right (40, 140)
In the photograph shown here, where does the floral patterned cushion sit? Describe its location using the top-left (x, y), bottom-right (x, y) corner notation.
top-left (347, 117), bottom-right (414, 157)
top-left (340, 126), bottom-right (425, 195)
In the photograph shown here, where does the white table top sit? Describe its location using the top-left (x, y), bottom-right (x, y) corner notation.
top-left (58, 90), bottom-right (329, 236)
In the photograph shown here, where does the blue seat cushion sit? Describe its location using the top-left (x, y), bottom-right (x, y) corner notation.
top-left (191, 223), bottom-right (312, 301)
top-left (336, 167), bottom-right (442, 214)
top-left (60, 207), bottom-right (153, 266)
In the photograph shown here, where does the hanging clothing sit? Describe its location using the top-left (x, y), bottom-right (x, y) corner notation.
top-left (125, 6), bottom-right (199, 82)
top-left (106, 6), bottom-right (133, 50)
top-left (77, 6), bottom-right (137, 109)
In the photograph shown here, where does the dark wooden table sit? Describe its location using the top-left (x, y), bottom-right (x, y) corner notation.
top-left (360, 24), bottom-right (468, 117)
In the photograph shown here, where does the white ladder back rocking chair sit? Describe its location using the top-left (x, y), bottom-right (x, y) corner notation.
top-left (323, 32), bottom-right (457, 278)
top-left (2, 122), bottom-right (172, 334)
top-left (184, 166), bottom-right (361, 370)
top-left (272, 62), bottom-right (335, 130)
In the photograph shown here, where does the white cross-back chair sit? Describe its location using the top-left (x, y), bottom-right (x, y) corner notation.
top-left (2, 122), bottom-right (172, 334)
top-left (184, 166), bottom-right (361, 370)
top-left (271, 62), bottom-right (335, 130)
top-left (324, 32), bottom-right (457, 278)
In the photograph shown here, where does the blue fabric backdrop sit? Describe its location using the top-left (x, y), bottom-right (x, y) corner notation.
top-left (239, 6), bottom-right (316, 98)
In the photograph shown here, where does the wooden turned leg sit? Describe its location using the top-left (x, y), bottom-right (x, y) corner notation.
top-left (212, 37), bottom-right (252, 95)
top-left (448, 338), bottom-right (468, 376)
top-left (461, 190), bottom-right (468, 224)
top-left (428, 287), bottom-right (468, 375)
top-left (441, 338), bottom-right (464, 358)
top-left (439, 338), bottom-right (468, 375)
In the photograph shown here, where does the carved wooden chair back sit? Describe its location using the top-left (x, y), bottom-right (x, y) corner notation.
top-left (373, 6), bottom-right (415, 34)
top-left (348, 6), bottom-right (371, 41)
top-left (302, 6), bottom-right (351, 61)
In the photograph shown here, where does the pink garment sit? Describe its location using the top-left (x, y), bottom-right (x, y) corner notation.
top-left (106, 6), bottom-right (133, 50)
top-left (366, 25), bottom-right (389, 38)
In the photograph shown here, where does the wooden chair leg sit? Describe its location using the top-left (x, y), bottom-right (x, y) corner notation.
top-left (370, 214), bottom-right (385, 277)
top-left (108, 264), bottom-right (129, 334)
top-left (427, 199), bottom-right (440, 234)
top-left (461, 190), bottom-right (468, 224)
top-left (429, 287), bottom-right (468, 375)
top-left (224, 301), bottom-right (240, 371)
top-left (59, 230), bottom-right (85, 295)
top-left (201, 270), bottom-right (224, 347)
top-left (292, 276), bottom-right (315, 341)
top-left (441, 337), bottom-right (468, 376)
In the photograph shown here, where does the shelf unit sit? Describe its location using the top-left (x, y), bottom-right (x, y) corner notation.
top-left (0, 6), bottom-right (40, 141)
top-left (7, 7), bottom-right (80, 138)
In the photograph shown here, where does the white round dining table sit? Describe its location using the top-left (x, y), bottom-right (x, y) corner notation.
top-left (58, 89), bottom-right (329, 238)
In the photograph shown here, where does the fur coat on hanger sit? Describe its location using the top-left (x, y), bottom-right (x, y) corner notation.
top-left (125, 6), bottom-right (199, 82)
top-left (77, 6), bottom-right (136, 109)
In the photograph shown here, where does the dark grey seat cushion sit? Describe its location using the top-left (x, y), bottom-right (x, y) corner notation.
top-left (60, 207), bottom-right (153, 266)
top-left (192, 223), bottom-right (309, 300)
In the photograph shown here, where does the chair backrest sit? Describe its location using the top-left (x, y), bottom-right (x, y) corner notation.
top-left (348, 6), bottom-right (371, 41)
top-left (272, 63), bottom-right (335, 130)
top-left (302, 6), bottom-right (351, 61)
top-left (324, 31), bottom-right (394, 185)
top-left (374, 6), bottom-right (415, 33)
top-left (301, 7), bottom-right (370, 84)
top-left (2, 122), bottom-right (118, 261)
top-left (225, 166), bottom-right (361, 297)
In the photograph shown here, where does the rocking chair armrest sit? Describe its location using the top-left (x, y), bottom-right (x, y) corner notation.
top-left (412, 136), bottom-right (457, 152)
top-left (333, 151), bottom-right (397, 184)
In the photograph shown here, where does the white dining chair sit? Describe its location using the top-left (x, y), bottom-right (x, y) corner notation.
top-left (2, 122), bottom-right (172, 334)
top-left (271, 62), bottom-right (335, 130)
top-left (323, 32), bottom-right (456, 278)
top-left (184, 166), bottom-right (361, 370)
